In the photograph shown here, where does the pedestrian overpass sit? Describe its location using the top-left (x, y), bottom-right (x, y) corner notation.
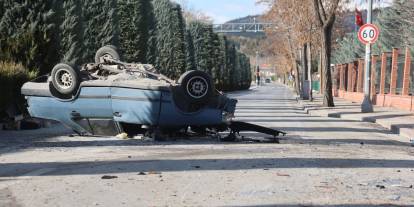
top-left (213, 23), bottom-right (272, 37)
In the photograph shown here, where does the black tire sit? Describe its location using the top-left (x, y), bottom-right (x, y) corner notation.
top-left (51, 63), bottom-right (80, 96)
top-left (178, 70), bottom-right (214, 104)
top-left (95, 45), bottom-right (120, 64)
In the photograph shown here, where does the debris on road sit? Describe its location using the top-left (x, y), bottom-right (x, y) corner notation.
top-left (101, 175), bottom-right (118, 179)
top-left (148, 171), bottom-right (161, 175)
top-left (137, 171), bottom-right (162, 175)
top-left (388, 195), bottom-right (401, 201)
top-left (116, 133), bottom-right (129, 139)
top-left (276, 173), bottom-right (290, 177)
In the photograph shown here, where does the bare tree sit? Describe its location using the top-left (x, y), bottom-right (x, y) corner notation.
top-left (261, 0), bottom-right (320, 96)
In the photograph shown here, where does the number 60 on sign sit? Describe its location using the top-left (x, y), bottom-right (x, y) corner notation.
top-left (358, 23), bottom-right (380, 45)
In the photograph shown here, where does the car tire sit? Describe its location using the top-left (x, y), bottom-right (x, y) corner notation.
top-left (50, 63), bottom-right (80, 96)
top-left (178, 70), bottom-right (214, 104)
top-left (95, 45), bottom-right (120, 64)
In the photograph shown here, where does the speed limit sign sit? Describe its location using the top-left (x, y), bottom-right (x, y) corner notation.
top-left (358, 23), bottom-right (379, 44)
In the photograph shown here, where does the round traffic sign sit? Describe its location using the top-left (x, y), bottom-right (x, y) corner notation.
top-left (358, 23), bottom-right (380, 44)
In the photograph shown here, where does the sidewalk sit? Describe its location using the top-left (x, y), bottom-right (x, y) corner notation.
top-left (298, 95), bottom-right (414, 142)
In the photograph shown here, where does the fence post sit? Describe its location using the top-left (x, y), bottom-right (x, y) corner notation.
top-left (353, 61), bottom-right (358, 92)
top-left (390, 48), bottom-right (399, 95)
top-left (339, 64), bottom-right (344, 90)
top-left (371, 55), bottom-right (378, 98)
top-left (402, 47), bottom-right (411, 96)
top-left (357, 59), bottom-right (364, 93)
top-left (333, 65), bottom-right (338, 91)
top-left (380, 52), bottom-right (387, 95)
top-left (348, 63), bottom-right (353, 92)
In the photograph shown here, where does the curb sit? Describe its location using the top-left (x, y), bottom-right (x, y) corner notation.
top-left (296, 98), bottom-right (414, 142)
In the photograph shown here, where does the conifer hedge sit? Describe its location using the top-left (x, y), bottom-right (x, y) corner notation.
top-left (0, 0), bottom-right (251, 92)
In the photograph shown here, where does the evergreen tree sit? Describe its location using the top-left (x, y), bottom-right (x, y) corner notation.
top-left (118, 0), bottom-right (156, 63)
top-left (171, 3), bottom-right (187, 75)
top-left (153, 0), bottom-right (186, 78)
top-left (376, 3), bottom-right (403, 52)
top-left (234, 51), bottom-right (242, 89)
top-left (118, 0), bottom-right (141, 62)
top-left (334, 0), bottom-right (414, 64)
top-left (332, 34), bottom-right (364, 64)
top-left (145, 1), bottom-right (158, 65)
top-left (216, 35), bottom-right (228, 89)
top-left (0, 1), bottom-right (4, 21)
top-left (82, 0), bottom-right (101, 61)
top-left (226, 43), bottom-right (237, 90)
top-left (185, 29), bottom-right (196, 71)
top-left (99, 0), bottom-right (119, 47)
top-left (60, 0), bottom-right (83, 65)
top-left (82, 0), bottom-right (119, 61)
top-left (188, 21), bottom-right (217, 76)
top-left (0, 0), bottom-right (61, 74)
top-left (210, 33), bottom-right (222, 85)
top-left (188, 21), bottom-right (207, 72)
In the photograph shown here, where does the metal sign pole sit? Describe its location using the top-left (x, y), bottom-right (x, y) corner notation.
top-left (256, 51), bottom-right (260, 86)
top-left (361, 0), bottom-right (374, 113)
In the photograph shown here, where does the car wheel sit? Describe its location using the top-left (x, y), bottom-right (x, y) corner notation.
top-left (51, 63), bottom-right (80, 96)
top-left (95, 45), bottom-right (120, 64)
top-left (178, 70), bottom-right (214, 104)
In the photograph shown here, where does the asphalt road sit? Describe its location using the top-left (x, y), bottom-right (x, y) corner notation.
top-left (1, 84), bottom-right (413, 207)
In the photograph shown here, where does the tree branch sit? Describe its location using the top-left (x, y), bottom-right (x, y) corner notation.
top-left (324, 0), bottom-right (340, 28)
top-left (313, 0), bottom-right (324, 27)
top-left (317, 0), bottom-right (327, 21)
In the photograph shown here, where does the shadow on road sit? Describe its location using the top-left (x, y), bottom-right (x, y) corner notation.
top-left (233, 205), bottom-right (411, 207)
top-left (1, 157), bottom-right (414, 177)
top-left (237, 119), bottom-right (361, 123)
top-left (276, 126), bottom-right (391, 134)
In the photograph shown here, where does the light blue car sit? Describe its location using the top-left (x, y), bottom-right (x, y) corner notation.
top-left (22, 46), bottom-right (237, 138)
top-left (21, 46), bottom-right (284, 141)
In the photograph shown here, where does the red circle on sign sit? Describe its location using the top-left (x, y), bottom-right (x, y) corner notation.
top-left (358, 23), bottom-right (379, 44)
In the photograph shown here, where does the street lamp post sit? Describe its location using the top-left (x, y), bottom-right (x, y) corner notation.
top-left (361, 0), bottom-right (374, 113)
top-left (256, 51), bottom-right (260, 86)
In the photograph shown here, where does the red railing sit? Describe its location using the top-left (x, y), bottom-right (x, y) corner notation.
top-left (333, 47), bottom-right (413, 111)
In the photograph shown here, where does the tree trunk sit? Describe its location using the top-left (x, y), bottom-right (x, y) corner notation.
top-left (301, 44), bottom-right (308, 99)
top-left (293, 59), bottom-right (301, 95)
top-left (307, 42), bottom-right (313, 101)
top-left (319, 49), bottom-right (324, 94)
top-left (287, 33), bottom-right (301, 96)
top-left (321, 24), bottom-right (335, 107)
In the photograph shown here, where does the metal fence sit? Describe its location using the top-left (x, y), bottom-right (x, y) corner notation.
top-left (375, 58), bottom-right (382, 94)
top-left (396, 53), bottom-right (405, 94)
top-left (384, 54), bottom-right (392, 94)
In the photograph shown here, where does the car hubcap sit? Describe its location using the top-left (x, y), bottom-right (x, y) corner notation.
top-left (55, 69), bottom-right (73, 89)
top-left (187, 76), bottom-right (209, 99)
top-left (100, 53), bottom-right (114, 63)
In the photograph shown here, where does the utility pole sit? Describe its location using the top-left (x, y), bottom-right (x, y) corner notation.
top-left (256, 51), bottom-right (260, 86)
top-left (361, 0), bottom-right (374, 113)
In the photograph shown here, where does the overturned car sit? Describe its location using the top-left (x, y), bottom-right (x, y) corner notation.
top-left (21, 46), bottom-right (285, 140)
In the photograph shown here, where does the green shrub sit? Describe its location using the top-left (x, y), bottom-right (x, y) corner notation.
top-left (0, 61), bottom-right (38, 119)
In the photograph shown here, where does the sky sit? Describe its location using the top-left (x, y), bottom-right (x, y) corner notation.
top-left (174, 0), bottom-right (268, 24)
